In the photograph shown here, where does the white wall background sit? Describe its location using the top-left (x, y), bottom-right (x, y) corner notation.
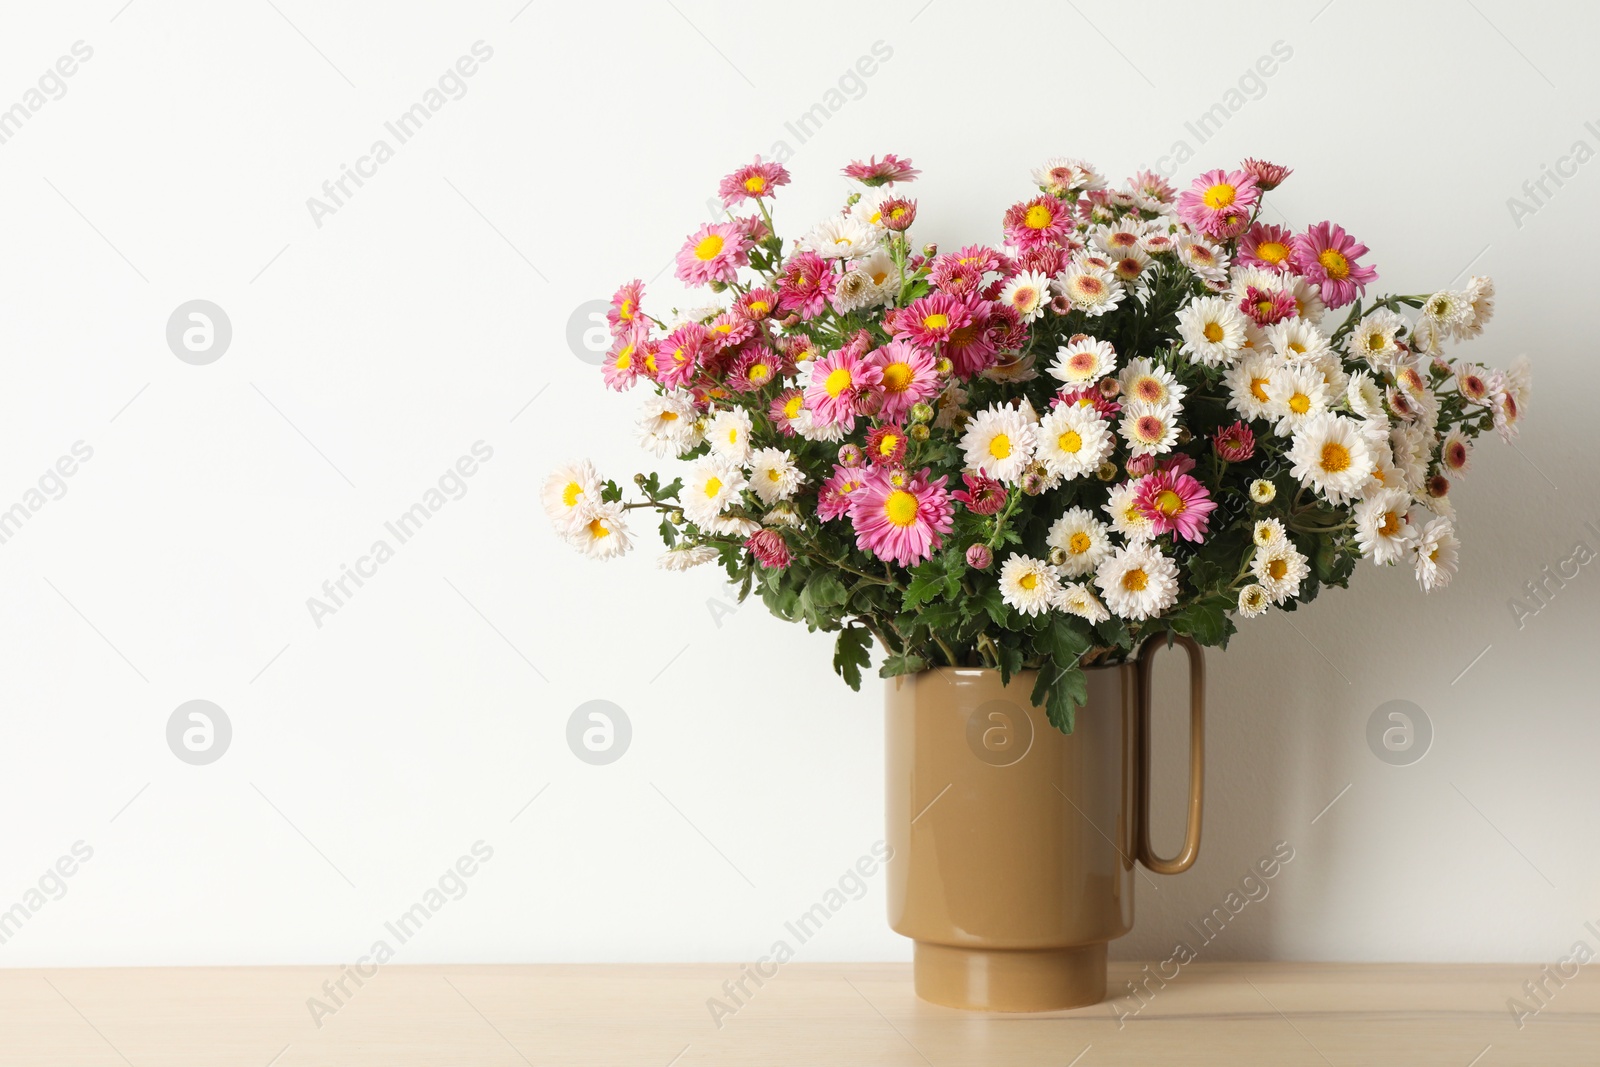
top-left (1, 0), bottom-right (1597, 977)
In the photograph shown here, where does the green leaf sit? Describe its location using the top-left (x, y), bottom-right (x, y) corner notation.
top-left (902, 558), bottom-right (948, 612)
top-left (1042, 615), bottom-right (1094, 666)
top-left (658, 519), bottom-right (677, 548)
top-left (879, 653), bottom-right (929, 678)
top-left (833, 626), bottom-right (873, 691)
top-left (1043, 662), bottom-right (1089, 734)
top-left (973, 584), bottom-right (1008, 628)
top-left (806, 573), bottom-right (849, 610)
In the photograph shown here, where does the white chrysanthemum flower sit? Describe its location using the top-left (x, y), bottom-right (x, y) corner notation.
top-left (1091, 220), bottom-right (1146, 254)
top-left (1266, 362), bottom-right (1330, 436)
top-left (1036, 405), bottom-right (1113, 483)
top-left (1390, 423), bottom-right (1432, 494)
top-left (1178, 234), bottom-right (1229, 283)
top-left (1095, 542), bottom-right (1179, 621)
top-left (1055, 260), bottom-right (1124, 316)
top-left (1119, 358), bottom-right (1187, 409)
top-left (1176, 295), bottom-right (1248, 367)
top-left (1250, 540), bottom-right (1309, 603)
top-left (1047, 507), bottom-right (1113, 579)
top-left (763, 501), bottom-right (801, 527)
top-left (1104, 481), bottom-right (1155, 541)
top-left (681, 458), bottom-right (747, 526)
top-left (748, 447), bottom-right (804, 505)
top-left (637, 391), bottom-right (701, 457)
top-left (793, 408), bottom-right (848, 443)
top-left (1047, 336), bottom-right (1117, 386)
top-left (657, 544), bottom-right (719, 571)
top-left (704, 514), bottom-right (761, 538)
top-left (1224, 351), bottom-right (1281, 422)
top-left (856, 249), bottom-right (899, 303)
top-left (1032, 156), bottom-right (1104, 196)
top-left (801, 214), bottom-right (880, 259)
top-left (1249, 479), bottom-right (1276, 504)
top-left (1253, 518), bottom-right (1288, 548)
top-left (1346, 372), bottom-right (1386, 424)
top-left (1265, 319), bottom-right (1332, 364)
top-left (1440, 429), bottom-right (1472, 475)
top-left (1289, 413), bottom-right (1375, 505)
top-left (569, 499), bottom-right (631, 559)
top-left (543, 460), bottom-right (602, 534)
top-left (1060, 582), bottom-right (1110, 624)
top-left (1354, 488), bottom-right (1416, 565)
top-left (671, 302), bottom-right (725, 328)
top-left (1420, 289), bottom-right (1474, 342)
top-left (831, 266), bottom-right (879, 314)
top-left (1463, 275), bottom-right (1495, 336)
top-left (1413, 516), bottom-right (1459, 592)
top-left (849, 189), bottom-right (897, 229)
top-left (1284, 274), bottom-right (1327, 325)
top-left (999, 554), bottom-right (1061, 616)
top-left (1237, 584), bottom-right (1271, 618)
top-left (1001, 270), bottom-right (1052, 322)
top-left (960, 405), bottom-right (1037, 483)
top-left (1119, 401), bottom-right (1180, 457)
top-left (1347, 308), bottom-right (1405, 370)
top-left (706, 407), bottom-right (753, 464)
top-left (1311, 352), bottom-right (1350, 401)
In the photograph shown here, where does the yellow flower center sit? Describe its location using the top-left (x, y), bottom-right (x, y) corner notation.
top-left (744, 175), bottom-right (766, 193)
top-left (1320, 442), bottom-right (1351, 473)
top-left (1289, 393), bottom-right (1311, 415)
top-left (659, 411), bottom-right (678, 422)
top-left (1202, 183), bottom-right (1236, 209)
top-left (1379, 511), bottom-right (1402, 537)
top-left (767, 468), bottom-right (782, 482)
top-left (1024, 204), bottom-right (1054, 230)
top-left (1058, 429), bottom-right (1082, 453)
top-left (615, 344), bottom-right (634, 370)
top-left (884, 490), bottom-right (919, 527)
top-left (1155, 490), bottom-right (1184, 516)
top-left (561, 482), bottom-right (583, 507)
top-left (694, 233), bottom-right (725, 261)
top-left (1257, 241), bottom-right (1289, 264)
top-left (727, 428), bottom-right (740, 444)
top-left (923, 312), bottom-right (949, 330)
top-left (824, 367), bottom-right (853, 398)
top-left (1121, 567), bottom-right (1148, 592)
top-left (1068, 531), bottom-right (1091, 554)
top-left (1267, 558), bottom-right (1287, 581)
top-left (747, 363), bottom-right (770, 382)
top-left (1203, 321), bottom-right (1225, 343)
top-left (784, 395), bottom-right (803, 419)
top-left (877, 434), bottom-right (900, 456)
top-left (619, 299), bottom-right (635, 321)
top-left (881, 362), bottom-right (913, 393)
top-left (988, 433), bottom-right (1012, 460)
top-left (587, 518), bottom-right (610, 539)
top-left (704, 476), bottom-right (723, 497)
top-left (1250, 377), bottom-right (1270, 402)
top-left (1019, 572), bottom-right (1039, 590)
top-left (1318, 248), bottom-right (1350, 279)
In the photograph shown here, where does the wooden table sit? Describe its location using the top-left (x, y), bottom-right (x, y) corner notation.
top-left (1, 963), bottom-right (1590, 1065)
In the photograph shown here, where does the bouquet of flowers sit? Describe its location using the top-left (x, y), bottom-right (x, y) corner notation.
top-left (544, 152), bottom-right (1529, 731)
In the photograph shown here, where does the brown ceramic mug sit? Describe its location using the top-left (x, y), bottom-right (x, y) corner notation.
top-left (885, 634), bottom-right (1204, 1012)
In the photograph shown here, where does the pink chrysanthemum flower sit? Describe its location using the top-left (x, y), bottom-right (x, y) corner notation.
top-left (1056, 385), bottom-right (1121, 421)
top-left (849, 466), bottom-right (953, 567)
top-left (1127, 169), bottom-right (1177, 205)
top-left (842, 153), bottom-right (920, 186)
top-left (951, 470), bottom-right (1007, 516)
top-left (728, 344), bottom-right (780, 393)
top-left (867, 341), bottom-right (939, 422)
top-left (817, 463), bottom-right (870, 521)
top-left (1213, 420), bottom-right (1256, 462)
top-left (601, 325), bottom-right (645, 391)
top-left (675, 222), bottom-right (749, 287)
top-left (1242, 157), bottom-right (1293, 191)
top-left (656, 324), bottom-right (711, 390)
top-left (895, 293), bottom-right (974, 349)
top-left (1291, 221), bottom-right (1378, 309)
top-left (1176, 169), bottom-right (1260, 239)
top-left (944, 306), bottom-right (1001, 378)
top-left (1003, 195), bottom-right (1072, 251)
top-left (805, 350), bottom-right (882, 427)
top-left (718, 155), bottom-right (791, 206)
top-left (607, 279), bottom-right (644, 337)
top-left (879, 196), bottom-right (917, 231)
top-left (865, 424), bottom-right (908, 466)
top-left (707, 312), bottom-right (755, 350)
top-left (928, 257), bottom-right (985, 297)
top-left (1134, 470), bottom-right (1218, 543)
top-left (1013, 245), bottom-right (1066, 278)
top-left (776, 251), bottom-right (836, 319)
top-left (1241, 284), bottom-right (1296, 327)
top-left (745, 529), bottom-right (792, 570)
top-left (737, 287), bottom-right (778, 321)
top-left (1237, 223), bottom-right (1296, 271)
top-left (768, 388), bottom-right (806, 436)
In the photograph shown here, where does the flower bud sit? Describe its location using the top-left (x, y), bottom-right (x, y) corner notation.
top-left (1021, 469), bottom-right (1048, 496)
top-left (1097, 377), bottom-right (1121, 399)
top-left (909, 401), bottom-right (935, 424)
top-left (1095, 461), bottom-right (1118, 482)
top-left (633, 472), bottom-right (648, 487)
top-left (1048, 546), bottom-right (1068, 567)
top-left (668, 509), bottom-right (685, 524)
top-left (909, 424), bottom-right (930, 442)
top-left (934, 357), bottom-right (954, 376)
top-left (921, 243), bottom-right (938, 258)
top-left (966, 544), bottom-right (993, 570)
top-left (838, 444), bottom-right (864, 468)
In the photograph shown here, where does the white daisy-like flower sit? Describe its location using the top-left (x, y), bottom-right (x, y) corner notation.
top-left (793, 408), bottom-right (848, 443)
top-left (569, 499), bottom-right (631, 559)
top-left (1224, 351), bottom-right (1282, 422)
top-left (1266, 362), bottom-right (1330, 436)
top-left (1047, 336), bottom-right (1117, 386)
top-left (1036, 405), bottom-right (1113, 483)
top-left (1119, 358), bottom-right (1187, 409)
top-left (637, 391), bottom-right (701, 457)
top-left (1055, 261), bottom-right (1124, 316)
top-left (1237, 584), bottom-right (1271, 618)
top-left (1346, 372), bottom-right (1387, 425)
top-left (1463, 276), bottom-right (1495, 336)
top-left (1284, 275), bottom-right (1327, 325)
top-left (1095, 542), bottom-right (1179, 621)
top-left (681, 458), bottom-right (747, 526)
top-left (1091, 220), bottom-right (1146, 255)
top-left (1249, 479), bottom-right (1276, 504)
top-left (1413, 516), bottom-right (1459, 592)
top-left (671, 302), bottom-right (726, 328)
top-left (1390, 423), bottom-right (1432, 494)
top-left (1178, 234), bottom-right (1229, 283)
top-left (1288, 413), bottom-right (1375, 505)
top-left (1440, 429), bottom-right (1472, 475)
top-left (1047, 506), bottom-right (1114, 578)
top-left (856, 249), bottom-right (899, 303)
top-left (960, 405), bottom-right (1037, 483)
top-left (657, 544), bottom-right (719, 571)
top-left (1060, 582), bottom-right (1110, 624)
top-left (1176, 296), bottom-right (1248, 367)
top-left (706, 407), bottom-right (753, 464)
top-left (1251, 540), bottom-right (1309, 603)
top-left (1107, 245), bottom-right (1152, 286)
top-left (1227, 265), bottom-right (1288, 302)
top-left (1032, 156), bottom-right (1104, 196)
top-left (704, 514), bottom-right (761, 538)
top-left (1311, 351), bottom-right (1350, 400)
top-left (1253, 518), bottom-right (1288, 548)
top-left (748, 447), bottom-right (804, 505)
top-left (1265, 319), bottom-right (1332, 364)
top-left (830, 267), bottom-right (880, 314)
top-left (763, 501), bottom-right (801, 527)
top-left (1000, 270), bottom-right (1052, 322)
top-left (1119, 401), bottom-right (1180, 457)
top-left (849, 189), bottom-right (897, 230)
top-left (1353, 488), bottom-right (1416, 565)
top-left (1105, 480), bottom-right (1155, 541)
top-left (1347, 308), bottom-right (1405, 370)
top-left (1420, 289), bottom-right (1474, 342)
top-left (542, 460), bottom-right (601, 533)
top-left (999, 553), bottom-right (1061, 616)
top-left (800, 214), bottom-right (880, 259)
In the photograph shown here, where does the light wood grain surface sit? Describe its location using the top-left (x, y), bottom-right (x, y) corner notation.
top-left (1, 962), bottom-right (1591, 1065)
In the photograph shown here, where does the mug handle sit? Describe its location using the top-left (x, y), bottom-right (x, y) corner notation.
top-left (1135, 633), bottom-right (1204, 875)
